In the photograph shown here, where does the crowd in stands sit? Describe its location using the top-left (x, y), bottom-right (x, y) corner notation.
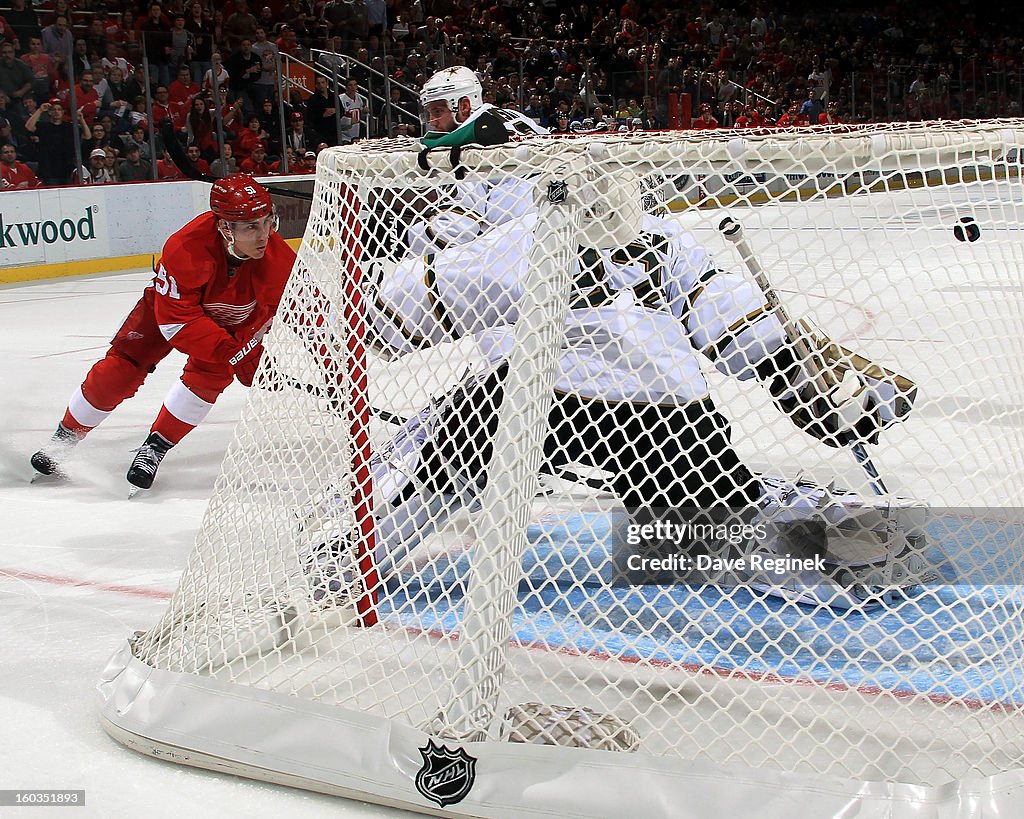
top-left (0, 0), bottom-right (1021, 188)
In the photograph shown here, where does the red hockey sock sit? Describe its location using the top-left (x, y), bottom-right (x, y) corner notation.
top-left (150, 406), bottom-right (196, 446)
top-left (60, 409), bottom-right (92, 438)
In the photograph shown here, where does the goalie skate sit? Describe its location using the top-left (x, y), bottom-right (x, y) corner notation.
top-left (749, 475), bottom-right (935, 609)
top-left (293, 493), bottom-right (365, 613)
top-left (279, 531), bottom-right (365, 648)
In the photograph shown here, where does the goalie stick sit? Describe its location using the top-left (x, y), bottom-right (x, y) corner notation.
top-left (160, 122), bottom-right (314, 201)
top-left (718, 216), bottom-right (890, 496)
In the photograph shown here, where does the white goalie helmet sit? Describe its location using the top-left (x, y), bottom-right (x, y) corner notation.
top-left (420, 66), bottom-right (483, 117)
top-left (577, 170), bottom-right (677, 249)
top-left (578, 170), bottom-right (644, 249)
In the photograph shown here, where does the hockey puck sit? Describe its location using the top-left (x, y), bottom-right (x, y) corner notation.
top-left (953, 216), bottom-right (980, 242)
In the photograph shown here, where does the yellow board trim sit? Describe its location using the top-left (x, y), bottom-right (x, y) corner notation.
top-left (0, 237), bottom-right (304, 284)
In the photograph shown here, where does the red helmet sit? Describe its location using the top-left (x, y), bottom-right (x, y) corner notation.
top-left (210, 174), bottom-right (273, 221)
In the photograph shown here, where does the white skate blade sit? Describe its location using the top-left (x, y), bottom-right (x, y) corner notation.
top-left (31, 470), bottom-right (65, 484)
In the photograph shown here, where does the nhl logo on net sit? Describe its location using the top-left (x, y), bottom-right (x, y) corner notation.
top-left (414, 739), bottom-right (478, 807)
top-left (547, 180), bottom-right (569, 204)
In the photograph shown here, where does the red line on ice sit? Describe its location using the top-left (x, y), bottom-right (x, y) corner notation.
top-left (0, 567), bottom-right (172, 600)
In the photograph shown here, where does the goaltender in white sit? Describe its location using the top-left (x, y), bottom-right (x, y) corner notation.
top-left (307, 67), bottom-right (929, 610)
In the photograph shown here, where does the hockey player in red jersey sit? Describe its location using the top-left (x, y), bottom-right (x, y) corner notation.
top-left (31, 174), bottom-right (296, 492)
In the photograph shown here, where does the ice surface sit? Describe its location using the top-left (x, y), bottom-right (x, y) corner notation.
top-left (0, 270), bottom-right (405, 818)
top-left (1, 182), bottom-right (1022, 814)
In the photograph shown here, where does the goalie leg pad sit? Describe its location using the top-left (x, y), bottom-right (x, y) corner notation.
top-left (296, 378), bottom-right (495, 597)
top-left (748, 476), bottom-right (933, 609)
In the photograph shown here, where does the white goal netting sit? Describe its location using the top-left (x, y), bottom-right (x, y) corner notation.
top-left (100, 121), bottom-right (1024, 817)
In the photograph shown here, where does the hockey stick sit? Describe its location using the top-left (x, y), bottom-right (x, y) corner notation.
top-left (718, 216), bottom-right (889, 495)
top-left (279, 373), bottom-right (407, 426)
top-left (160, 122), bottom-right (314, 201)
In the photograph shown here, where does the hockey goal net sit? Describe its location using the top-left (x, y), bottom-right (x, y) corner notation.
top-left (100, 121), bottom-right (1024, 816)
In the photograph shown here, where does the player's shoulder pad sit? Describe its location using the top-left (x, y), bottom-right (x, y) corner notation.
top-left (159, 212), bottom-right (222, 284)
top-left (421, 109), bottom-right (510, 150)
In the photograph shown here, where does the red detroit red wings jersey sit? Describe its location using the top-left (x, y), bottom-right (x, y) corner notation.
top-left (150, 211), bottom-right (296, 364)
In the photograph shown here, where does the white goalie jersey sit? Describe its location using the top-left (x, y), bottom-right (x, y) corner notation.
top-left (371, 213), bottom-right (788, 405)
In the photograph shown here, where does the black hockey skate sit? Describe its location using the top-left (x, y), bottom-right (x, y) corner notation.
top-left (30, 423), bottom-right (81, 477)
top-left (126, 432), bottom-right (173, 494)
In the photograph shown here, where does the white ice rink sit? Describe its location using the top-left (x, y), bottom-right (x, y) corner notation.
top-left (1, 181), bottom-right (1022, 816)
top-left (0, 270), bottom-right (408, 818)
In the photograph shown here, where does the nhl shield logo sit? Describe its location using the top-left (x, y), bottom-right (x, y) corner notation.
top-left (414, 739), bottom-right (477, 807)
top-left (547, 180), bottom-right (569, 204)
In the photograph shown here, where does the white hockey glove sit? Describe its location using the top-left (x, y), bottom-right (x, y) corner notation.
top-left (761, 320), bottom-right (917, 448)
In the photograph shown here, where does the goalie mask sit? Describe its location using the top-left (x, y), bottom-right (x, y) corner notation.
top-left (210, 174), bottom-right (279, 259)
top-left (578, 170), bottom-right (644, 249)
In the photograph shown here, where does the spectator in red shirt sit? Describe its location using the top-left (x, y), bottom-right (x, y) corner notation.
top-left (151, 85), bottom-right (186, 131)
top-left (186, 143), bottom-right (211, 175)
top-left (216, 87), bottom-right (243, 135)
top-left (734, 104), bottom-right (765, 128)
top-left (819, 100), bottom-right (844, 125)
top-left (776, 103), bottom-right (809, 127)
top-left (0, 141), bottom-right (40, 188)
top-left (269, 145), bottom-right (298, 174)
top-left (233, 114), bottom-right (268, 162)
top-left (240, 142), bottom-right (271, 174)
top-left (21, 37), bottom-right (55, 103)
top-left (185, 95), bottom-right (216, 157)
top-left (157, 148), bottom-right (185, 179)
top-left (0, 12), bottom-right (17, 44)
top-left (168, 64), bottom-right (200, 107)
top-left (300, 148), bottom-right (317, 174)
top-left (102, 10), bottom-right (128, 51)
top-left (73, 70), bottom-right (101, 126)
top-left (275, 25), bottom-right (300, 57)
top-left (692, 102), bottom-right (719, 130)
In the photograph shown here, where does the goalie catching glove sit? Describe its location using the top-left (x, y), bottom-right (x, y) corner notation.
top-left (760, 319), bottom-right (918, 448)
